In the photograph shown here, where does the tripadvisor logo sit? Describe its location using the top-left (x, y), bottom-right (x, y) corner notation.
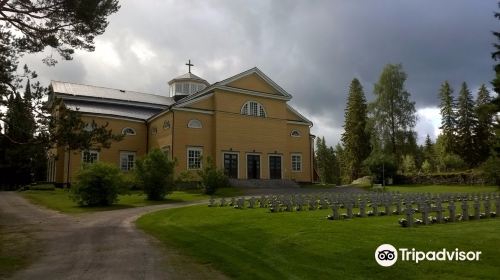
top-left (375, 244), bottom-right (481, 267)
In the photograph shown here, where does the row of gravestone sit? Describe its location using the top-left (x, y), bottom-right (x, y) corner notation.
top-left (400, 198), bottom-right (498, 227)
top-left (208, 191), bottom-right (500, 214)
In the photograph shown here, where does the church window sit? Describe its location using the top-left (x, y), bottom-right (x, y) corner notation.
top-left (290, 130), bottom-right (301, 137)
top-left (122, 127), bottom-right (136, 135)
top-left (187, 147), bottom-right (202, 170)
top-left (182, 83), bottom-right (189, 94)
top-left (82, 150), bottom-right (99, 164)
top-left (120, 151), bottom-right (136, 171)
top-left (241, 101), bottom-right (266, 117)
top-left (291, 154), bottom-right (302, 172)
top-left (187, 119), bottom-right (202, 128)
top-left (151, 127), bottom-right (157, 135)
top-left (175, 83), bottom-right (182, 93)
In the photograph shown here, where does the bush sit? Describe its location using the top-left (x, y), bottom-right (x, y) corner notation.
top-left (482, 156), bottom-right (500, 186)
top-left (71, 162), bottom-right (125, 206)
top-left (198, 157), bottom-right (229, 195)
top-left (135, 148), bottom-right (175, 200)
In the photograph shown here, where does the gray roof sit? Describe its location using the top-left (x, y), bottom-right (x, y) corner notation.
top-left (51, 81), bottom-right (175, 106)
top-left (64, 100), bottom-right (161, 120)
top-left (168, 72), bottom-right (210, 85)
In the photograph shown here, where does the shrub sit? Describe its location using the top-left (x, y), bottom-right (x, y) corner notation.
top-left (135, 148), bottom-right (175, 200)
top-left (71, 162), bottom-right (125, 206)
top-left (482, 156), bottom-right (500, 186)
top-left (198, 157), bottom-right (229, 195)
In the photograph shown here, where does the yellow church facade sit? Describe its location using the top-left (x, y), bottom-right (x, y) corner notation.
top-left (46, 67), bottom-right (314, 186)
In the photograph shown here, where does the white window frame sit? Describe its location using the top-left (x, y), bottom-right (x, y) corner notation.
top-left (120, 151), bottom-right (136, 171)
top-left (290, 130), bottom-right (301, 137)
top-left (187, 119), bottom-right (202, 129)
top-left (82, 150), bottom-right (99, 164)
top-left (187, 147), bottom-right (203, 170)
top-left (241, 101), bottom-right (267, 117)
top-left (291, 153), bottom-right (302, 172)
top-left (122, 127), bottom-right (136, 135)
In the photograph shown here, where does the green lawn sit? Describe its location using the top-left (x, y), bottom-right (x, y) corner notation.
top-left (21, 187), bottom-right (241, 214)
top-left (137, 194), bottom-right (500, 279)
top-left (0, 226), bottom-right (35, 279)
top-left (385, 185), bottom-right (499, 193)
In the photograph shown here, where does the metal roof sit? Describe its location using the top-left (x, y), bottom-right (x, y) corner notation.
top-left (51, 81), bottom-right (175, 106)
top-left (64, 100), bottom-right (161, 120)
top-left (167, 72), bottom-right (210, 85)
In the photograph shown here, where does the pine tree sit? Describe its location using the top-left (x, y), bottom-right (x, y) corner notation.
top-left (423, 134), bottom-right (436, 171)
top-left (456, 82), bottom-right (478, 167)
top-left (341, 78), bottom-right (371, 182)
top-left (438, 81), bottom-right (456, 154)
top-left (474, 84), bottom-right (494, 163)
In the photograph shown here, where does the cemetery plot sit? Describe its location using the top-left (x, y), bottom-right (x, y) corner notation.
top-left (208, 191), bottom-right (500, 227)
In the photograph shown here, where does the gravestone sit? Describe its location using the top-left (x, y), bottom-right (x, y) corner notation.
top-left (473, 200), bottom-right (480, 220)
top-left (285, 200), bottom-right (293, 212)
top-left (384, 201), bottom-right (391, 216)
top-left (436, 202), bottom-right (443, 223)
top-left (396, 200), bottom-right (402, 214)
top-left (422, 204), bottom-right (430, 225)
top-left (461, 200), bottom-right (469, 221)
top-left (331, 203), bottom-right (340, 220)
top-left (236, 198), bottom-right (244, 209)
top-left (320, 199), bottom-right (329, 210)
top-left (248, 197), bottom-right (256, 208)
top-left (372, 201), bottom-right (379, 216)
top-left (448, 200), bottom-right (456, 222)
top-left (208, 197), bottom-right (215, 207)
top-left (230, 197), bottom-right (236, 207)
top-left (405, 205), bottom-right (414, 227)
top-left (359, 200), bottom-right (366, 217)
top-left (309, 199), bottom-right (317, 211)
top-left (220, 197), bottom-right (226, 207)
top-left (484, 199), bottom-right (491, 217)
top-left (346, 202), bottom-right (353, 219)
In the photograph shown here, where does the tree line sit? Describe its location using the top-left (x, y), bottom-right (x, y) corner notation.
top-left (316, 62), bottom-right (500, 185)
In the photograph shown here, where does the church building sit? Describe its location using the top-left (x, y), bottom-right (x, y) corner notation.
top-left (46, 63), bottom-right (315, 186)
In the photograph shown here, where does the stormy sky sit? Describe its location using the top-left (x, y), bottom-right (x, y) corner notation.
top-left (21, 0), bottom-right (499, 146)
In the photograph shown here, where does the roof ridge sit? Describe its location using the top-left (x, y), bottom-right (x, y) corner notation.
top-left (51, 80), bottom-right (162, 97)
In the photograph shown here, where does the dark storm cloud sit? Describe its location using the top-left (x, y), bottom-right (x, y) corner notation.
top-left (21, 0), bottom-right (499, 145)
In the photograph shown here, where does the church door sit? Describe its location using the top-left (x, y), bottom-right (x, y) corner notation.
top-left (224, 153), bottom-right (238, 179)
top-left (247, 155), bottom-right (260, 179)
top-left (269, 155), bottom-right (282, 179)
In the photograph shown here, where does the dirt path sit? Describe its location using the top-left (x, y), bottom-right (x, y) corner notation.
top-left (0, 192), bottom-right (227, 280)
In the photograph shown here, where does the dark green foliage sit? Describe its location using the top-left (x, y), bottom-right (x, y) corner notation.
top-left (341, 78), bottom-right (371, 182)
top-left (70, 162), bottom-right (125, 206)
top-left (1, 80), bottom-right (46, 187)
top-left (482, 156), bottom-right (500, 186)
top-left (474, 85), bottom-right (495, 163)
top-left (315, 137), bottom-right (340, 185)
top-left (198, 157), bottom-right (230, 195)
top-left (422, 134), bottom-right (436, 172)
top-left (135, 148), bottom-right (176, 200)
top-left (456, 82), bottom-right (478, 167)
top-left (438, 81), bottom-right (457, 154)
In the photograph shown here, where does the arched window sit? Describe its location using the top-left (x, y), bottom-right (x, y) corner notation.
top-left (290, 130), bottom-right (301, 137)
top-left (187, 119), bottom-right (202, 128)
top-left (163, 120), bottom-right (171, 129)
top-left (122, 127), bottom-right (136, 135)
top-left (241, 101), bottom-right (266, 117)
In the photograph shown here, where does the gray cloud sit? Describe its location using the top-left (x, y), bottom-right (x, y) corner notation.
top-left (21, 0), bottom-right (499, 146)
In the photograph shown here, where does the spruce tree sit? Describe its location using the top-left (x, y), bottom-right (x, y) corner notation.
top-left (474, 84), bottom-right (494, 163)
top-left (341, 78), bottom-right (371, 182)
top-left (438, 81), bottom-right (456, 154)
top-left (456, 82), bottom-right (478, 166)
top-left (423, 134), bottom-right (436, 171)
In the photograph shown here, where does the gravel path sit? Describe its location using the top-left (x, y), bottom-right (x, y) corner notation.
top-left (0, 192), bottom-right (227, 280)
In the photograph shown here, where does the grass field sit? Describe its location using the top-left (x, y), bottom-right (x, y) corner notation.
top-left (21, 187), bottom-right (241, 214)
top-left (0, 226), bottom-right (35, 279)
top-left (137, 186), bottom-right (500, 280)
